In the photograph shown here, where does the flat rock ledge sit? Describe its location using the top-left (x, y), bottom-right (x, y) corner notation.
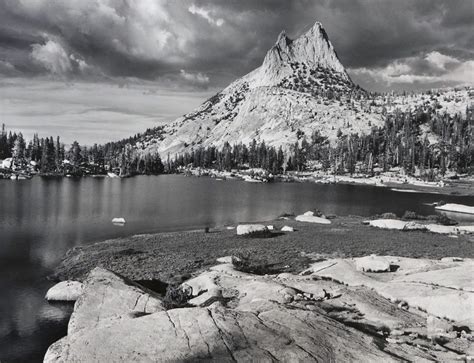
top-left (45, 281), bottom-right (83, 301)
top-left (305, 256), bottom-right (474, 328)
top-left (368, 219), bottom-right (474, 235)
top-left (295, 213), bottom-right (331, 224)
top-left (45, 258), bottom-right (474, 362)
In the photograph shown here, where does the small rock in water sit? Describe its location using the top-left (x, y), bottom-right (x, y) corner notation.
top-left (112, 217), bottom-right (126, 224)
top-left (46, 281), bottom-right (83, 301)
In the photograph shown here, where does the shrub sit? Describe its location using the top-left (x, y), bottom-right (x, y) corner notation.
top-left (163, 284), bottom-right (192, 309)
top-left (402, 211), bottom-right (426, 220)
top-left (381, 212), bottom-right (397, 219)
top-left (231, 252), bottom-right (282, 275)
top-left (435, 214), bottom-right (458, 226)
top-left (310, 209), bottom-right (325, 217)
top-left (241, 229), bottom-right (274, 238)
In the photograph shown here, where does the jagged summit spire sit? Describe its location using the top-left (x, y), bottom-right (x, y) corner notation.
top-left (304, 21), bottom-right (330, 44)
top-left (256, 21), bottom-right (349, 87)
top-left (275, 30), bottom-right (291, 48)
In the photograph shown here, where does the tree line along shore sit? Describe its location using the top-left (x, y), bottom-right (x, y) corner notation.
top-left (0, 101), bottom-right (472, 180)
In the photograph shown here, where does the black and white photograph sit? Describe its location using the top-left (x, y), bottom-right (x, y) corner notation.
top-left (0, 0), bottom-right (473, 362)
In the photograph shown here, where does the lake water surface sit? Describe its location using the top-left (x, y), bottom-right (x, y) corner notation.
top-left (1, 175), bottom-right (473, 362)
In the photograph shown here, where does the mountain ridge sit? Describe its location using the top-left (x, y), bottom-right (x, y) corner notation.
top-left (143, 21), bottom-right (375, 157)
top-left (136, 21), bottom-right (471, 160)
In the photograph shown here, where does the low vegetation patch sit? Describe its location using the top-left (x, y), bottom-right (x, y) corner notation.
top-left (434, 214), bottom-right (458, 226)
top-left (402, 211), bottom-right (426, 220)
top-left (309, 209), bottom-right (325, 217)
top-left (242, 229), bottom-right (275, 238)
top-left (231, 252), bottom-right (286, 275)
top-left (369, 212), bottom-right (398, 220)
top-left (163, 284), bottom-right (192, 309)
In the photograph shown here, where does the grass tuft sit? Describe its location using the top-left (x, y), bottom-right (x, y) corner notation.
top-left (163, 284), bottom-right (192, 309)
top-left (231, 251), bottom-right (284, 275)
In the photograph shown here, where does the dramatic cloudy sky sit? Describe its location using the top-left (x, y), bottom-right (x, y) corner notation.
top-left (0, 0), bottom-right (472, 143)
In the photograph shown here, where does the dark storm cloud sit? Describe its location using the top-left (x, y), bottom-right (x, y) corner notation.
top-left (0, 0), bottom-right (472, 90)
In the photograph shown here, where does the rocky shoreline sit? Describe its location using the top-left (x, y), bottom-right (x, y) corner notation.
top-left (51, 215), bottom-right (474, 284)
top-left (45, 255), bottom-right (473, 361)
top-left (44, 212), bottom-right (474, 361)
top-left (182, 167), bottom-right (474, 196)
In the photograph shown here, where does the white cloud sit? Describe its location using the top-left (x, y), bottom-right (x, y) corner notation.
top-left (30, 38), bottom-right (99, 76)
top-left (31, 39), bottom-right (72, 74)
top-left (13, 0), bottom-right (179, 63)
top-left (425, 51), bottom-right (460, 70)
top-left (349, 52), bottom-right (474, 86)
top-left (179, 69), bottom-right (210, 84)
top-left (188, 4), bottom-right (224, 27)
top-left (0, 60), bottom-right (17, 75)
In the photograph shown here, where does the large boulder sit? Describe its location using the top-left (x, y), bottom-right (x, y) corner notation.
top-left (435, 203), bottom-right (474, 215)
top-left (355, 255), bottom-right (391, 272)
top-left (45, 281), bottom-right (83, 302)
top-left (368, 219), bottom-right (407, 230)
top-left (183, 273), bottom-right (222, 306)
top-left (68, 267), bottom-right (164, 334)
top-left (403, 221), bottom-right (427, 231)
top-left (295, 215), bottom-right (331, 224)
top-left (236, 224), bottom-right (268, 236)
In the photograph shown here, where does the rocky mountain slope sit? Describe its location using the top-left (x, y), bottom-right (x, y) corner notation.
top-left (137, 21), bottom-right (471, 159)
top-left (142, 22), bottom-right (381, 156)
